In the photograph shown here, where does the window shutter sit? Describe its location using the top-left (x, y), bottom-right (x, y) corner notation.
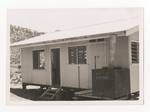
top-left (131, 42), bottom-right (139, 63)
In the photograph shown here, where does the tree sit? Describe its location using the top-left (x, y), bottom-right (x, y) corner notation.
top-left (10, 25), bottom-right (45, 64)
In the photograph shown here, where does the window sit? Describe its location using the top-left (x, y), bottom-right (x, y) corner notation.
top-left (68, 47), bottom-right (77, 64)
top-left (33, 50), bottom-right (45, 69)
top-left (78, 46), bottom-right (87, 64)
top-left (68, 46), bottom-right (87, 64)
top-left (131, 42), bottom-right (139, 63)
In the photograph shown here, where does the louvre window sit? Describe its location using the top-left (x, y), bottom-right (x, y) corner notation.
top-left (131, 42), bottom-right (139, 63)
top-left (33, 50), bottom-right (45, 69)
top-left (68, 46), bottom-right (87, 64)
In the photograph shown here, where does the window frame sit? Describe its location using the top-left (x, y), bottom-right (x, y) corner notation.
top-left (131, 41), bottom-right (139, 64)
top-left (68, 46), bottom-right (87, 64)
top-left (32, 50), bottom-right (45, 70)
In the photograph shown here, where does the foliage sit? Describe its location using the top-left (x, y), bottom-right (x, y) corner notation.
top-left (10, 25), bottom-right (45, 84)
top-left (10, 24), bottom-right (45, 64)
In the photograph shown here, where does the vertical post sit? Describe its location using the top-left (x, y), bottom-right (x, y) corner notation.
top-left (78, 66), bottom-right (80, 88)
top-left (109, 35), bottom-right (117, 67)
top-left (94, 56), bottom-right (97, 69)
top-left (76, 48), bottom-right (80, 88)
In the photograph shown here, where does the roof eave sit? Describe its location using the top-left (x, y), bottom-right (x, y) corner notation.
top-left (10, 27), bottom-right (138, 48)
top-left (11, 32), bottom-right (124, 48)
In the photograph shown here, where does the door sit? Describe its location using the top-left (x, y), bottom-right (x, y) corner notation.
top-left (51, 48), bottom-right (60, 87)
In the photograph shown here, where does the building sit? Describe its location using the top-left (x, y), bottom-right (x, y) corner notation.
top-left (11, 18), bottom-right (139, 96)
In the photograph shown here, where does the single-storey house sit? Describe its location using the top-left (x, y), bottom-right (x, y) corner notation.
top-left (11, 18), bottom-right (139, 96)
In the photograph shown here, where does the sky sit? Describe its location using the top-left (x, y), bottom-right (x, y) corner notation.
top-left (7, 8), bottom-right (140, 33)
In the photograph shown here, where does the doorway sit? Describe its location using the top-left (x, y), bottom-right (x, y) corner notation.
top-left (51, 48), bottom-right (60, 87)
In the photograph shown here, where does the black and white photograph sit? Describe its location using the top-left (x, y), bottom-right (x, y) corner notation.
top-left (8, 8), bottom-right (142, 102)
top-left (2, 0), bottom-right (150, 112)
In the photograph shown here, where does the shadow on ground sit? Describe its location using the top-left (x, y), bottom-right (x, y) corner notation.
top-left (10, 88), bottom-right (139, 101)
top-left (10, 88), bottom-right (45, 101)
top-left (10, 88), bottom-right (75, 101)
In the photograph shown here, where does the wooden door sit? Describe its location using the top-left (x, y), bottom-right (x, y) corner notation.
top-left (51, 48), bottom-right (60, 87)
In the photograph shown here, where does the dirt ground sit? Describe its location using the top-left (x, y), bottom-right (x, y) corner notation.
top-left (10, 84), bottom-right (45, 101)
top-left (10, 84), bottom-right (139, 101)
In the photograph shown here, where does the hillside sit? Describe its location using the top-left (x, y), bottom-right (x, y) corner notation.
top-left (10, 25), bottom-right (45, 84)
top-left (10, 24), bottom-right (45, 64)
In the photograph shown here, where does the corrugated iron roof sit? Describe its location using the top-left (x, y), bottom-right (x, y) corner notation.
top-left (10, 17), bottom-right (139, 47)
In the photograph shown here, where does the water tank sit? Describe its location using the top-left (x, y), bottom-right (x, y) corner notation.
top-left (92, 67), bottom-right (130, 99)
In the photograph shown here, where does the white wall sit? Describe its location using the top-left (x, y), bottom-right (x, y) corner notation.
top-left (21, 46), bottom-right (51, 85)
top-left (21, 48), bottom-right (32, 83)
top-left (60, 42), bottom-right (89, 89)
top-left (60, 45), bottom-right (79, 88)
top-left (128, 31), bottom-right (139, 93)
top-left (87, 42), bottom-right (107, 88)
top-left (21, 35), bottom-right (137, 90)
top-left (21, 40), bottom-right (108, 89)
